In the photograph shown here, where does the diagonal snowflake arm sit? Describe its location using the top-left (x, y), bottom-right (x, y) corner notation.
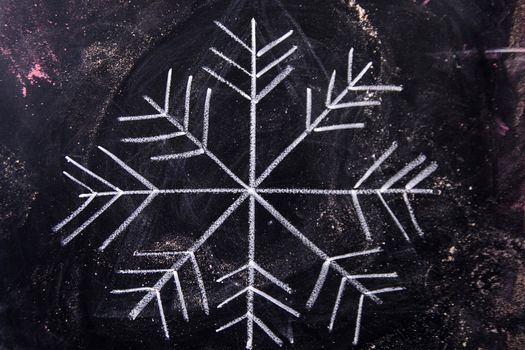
top-left (119, 68), bottom-right (248, 189)
top-left (256, 48), bottom-right (402, 187)
top-left (253, 191), bottom-right (405, 345)
top-left (110, 193), bottom-right (249, 338)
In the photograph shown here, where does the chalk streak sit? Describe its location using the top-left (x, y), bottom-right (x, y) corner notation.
top-left (210, 47), bottom-right (250, 75)
top-left (203, 67), bottom-right (251, 100)
top-left (214, 20), bottom-right (252, 52)
top-left (377, 193), bottom-right (410, 241)
top-left (121, 132), bottom-right (185, 144)
top-left (257, 30), bottom-right (293, 56)
top-left (381, 155), bottom-right (426, 190)
top-left (255, 66), bottom-right (294, 102)
top-left (354, 142), bottom-right (398, 188)
top-left (256, 46), bottom-right (297, 78)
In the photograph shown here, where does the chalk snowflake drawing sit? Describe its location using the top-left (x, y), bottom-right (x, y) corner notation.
top-left (53, 18), bottom-right (439, 348)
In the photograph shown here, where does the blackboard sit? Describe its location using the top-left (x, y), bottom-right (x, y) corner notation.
top-left (1, 0), bottom-right (524, 349)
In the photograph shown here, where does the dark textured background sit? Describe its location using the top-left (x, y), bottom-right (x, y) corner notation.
top-left (1, 0), bottom-right (524, 349)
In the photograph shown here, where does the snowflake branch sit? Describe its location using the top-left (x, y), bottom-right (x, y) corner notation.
top-left (118, 72), bottom-right (249, 189)
top-left (54, 147), bottom-right (159, 249)
top-left (111, 193), bottom-right (249, 338)
top-left (256, 49), bottom-right (403, 187)
top-left (253, 191), bottom-right (405, 345)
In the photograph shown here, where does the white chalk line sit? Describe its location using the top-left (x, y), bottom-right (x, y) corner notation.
top-left (348, 85), bottom-right (403, 92)
top-left (214, 20), bottom-right (252, 52)
top-left (203, 88), bottom-right (212, 148)
top-left (78, 188), bottom-right (245, 198)
top-left (351, 192), bottom-right (372, 241)
top-left (118, 114), bottom-right (164, 122)
top-left (216, 314), bottom-right (247, 333)
top-left (257, 29), bottom-right (293, 57)
top-left (255, 65), bottom-right (294, 103)
top-left (328, 100), bottom-right (380, 110)
top-left (121, 132), bottom-right (186, 144)
top-left (328, 278), bottom-right (346, 331)
top-left (164, 69), bottom-right (172, 113)
top-left (218, 287), bottom-right (248, 308)
top-left (98, 192), bottom-right (157, 251)
top-left (381, 154), bottom-right (426, 191)
top-left (306, 261), bottom-right (330, 309)
top-left (61, 194), bottom-right (120, 246)
top-left (202, 67), bottom-right (250, 100)
top-left (305, 88), bottom-right (312, 129)
top-left (347, 48), bottom-right (354, 84)
top-left (406, 162), bottom-right (438, 189)
top-left (354, 141), bottom-right (398, 189)
top-left (352, 294), bottom-right (364, 345)
top-left (255, 188), bottom-right (435, 195)
top-left (210, 47), bottom-right (251, 76)
top-left (256, 46), bottom-right (297, 78)
top-left (184, 75), bottom-right (192, 130)
top-left (249, 20), bottom-right (257, 187)
top-left (313, 123), bottom-right (365, 132)
top-left (151, 149), bottom-right (205, 161)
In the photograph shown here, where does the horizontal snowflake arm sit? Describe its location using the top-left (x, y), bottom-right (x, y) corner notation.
top-left (259, 142), bottom-right (439, 241)
top-left (53, 147), bottom-right (158, 250)
top-left (256, 49), bottom-right (402, 187)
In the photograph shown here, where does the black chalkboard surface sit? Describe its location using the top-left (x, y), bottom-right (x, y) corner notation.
top-left (1, 0), bottom-right (524, 349)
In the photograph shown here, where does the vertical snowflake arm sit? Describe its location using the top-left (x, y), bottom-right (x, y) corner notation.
top-left (202, 20), bottom-right (303, 348)
top-left (203, 18), bottom-right (296, 187)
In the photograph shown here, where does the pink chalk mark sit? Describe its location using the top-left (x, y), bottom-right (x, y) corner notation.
top-left (18, 63), bottom-right (52, 97)
top-left (27, 63), bottom-right (51, 82)
top-left (0, 46), bottom-right (56, 97)
top-left (422, 0), bottom-right (431, 5)
top-left (495, 117), bottom-right (510, 136)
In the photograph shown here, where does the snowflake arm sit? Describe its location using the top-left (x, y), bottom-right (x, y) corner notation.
top-left (110, 193), bottom-right (249, 338)
top-left (256, 48), bottom-right (403, 187)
